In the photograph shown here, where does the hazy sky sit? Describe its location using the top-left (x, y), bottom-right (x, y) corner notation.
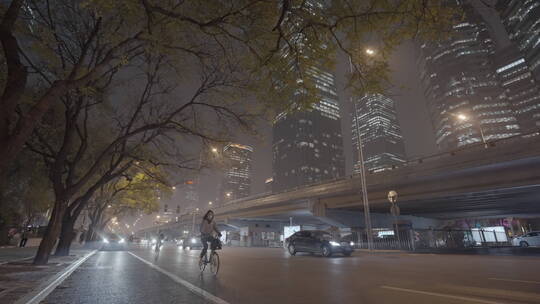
top-left (194, 41), bottom-right (439, 204)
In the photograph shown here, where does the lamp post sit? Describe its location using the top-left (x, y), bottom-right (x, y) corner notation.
top-left (456, 113), bottom-right (487, 148)
top-left (191, 208), bottom-right (200, 236)
top-left (348, 50), bottom-right (375, 250)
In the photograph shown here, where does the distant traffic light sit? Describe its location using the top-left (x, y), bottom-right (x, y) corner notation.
top-left (164, 204), bottom-right (168, 212)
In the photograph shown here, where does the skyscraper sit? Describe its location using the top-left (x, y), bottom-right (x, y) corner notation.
top-left (220, 143), bottom-right (253, 203)
top-left (352, 94), bottom-right (406, 173)
top-left (418, 4), bottom-right (521, 150)
top-left (497, 0), bottom-right (540, 82)
top-left (271, 0), bottom-right (345, 192)
top-left (496, 0), bottom-right (540, 132)
top-left (272, 68), bottom-right (345, 192)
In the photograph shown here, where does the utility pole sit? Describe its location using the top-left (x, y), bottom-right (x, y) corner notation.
top-left (349, 54), bottom-right (374, 251)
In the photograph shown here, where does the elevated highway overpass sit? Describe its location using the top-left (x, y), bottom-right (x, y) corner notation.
top-left (139, 134), bottom-right (540, 235)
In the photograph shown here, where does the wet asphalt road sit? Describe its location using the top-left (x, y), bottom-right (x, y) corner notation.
top-left (42, 245), bottom-right (540, 304)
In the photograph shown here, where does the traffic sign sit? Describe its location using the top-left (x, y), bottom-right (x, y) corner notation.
top-left (387, 190), bottom-right (398, 204)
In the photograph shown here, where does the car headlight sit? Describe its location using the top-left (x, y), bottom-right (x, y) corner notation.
top-left (119, 238), bottom-right (125, 243)
top-left (350, 242), bottom-right (354, 246)
top-left (151, 238), bottom-right (156, 244)
top-left (330, 241), bottom-right (340, 246)
top-left (103, 238), bottom-right (109, 243)
top-left (191, 238), bottom-right (196, 244)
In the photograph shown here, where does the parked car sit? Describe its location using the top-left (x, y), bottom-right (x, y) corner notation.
top-left (178, 236), bottom-right (203, 250)
top-left (286, 230), bottom-right (354, 257)
top-left (512, 231), bottom-right (540, 247)
top-left (100, 233), bottom-right (128, 251)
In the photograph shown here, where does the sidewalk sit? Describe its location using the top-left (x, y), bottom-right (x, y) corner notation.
top-left (0, 248), bottom-right (94, 304)
top-left (0, 247), bottom-right (38, 265)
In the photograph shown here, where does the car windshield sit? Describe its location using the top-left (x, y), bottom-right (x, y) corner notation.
top-left (313, 231), bottom-right (333, 240)
top-left (107, 234), bottom-right (120, 241)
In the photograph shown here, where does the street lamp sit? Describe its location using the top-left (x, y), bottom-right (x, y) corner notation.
top-left (211, 147), bottom-right (218, 153)
top-left (348, 54), bottom-right (374, 251)
top-left (455, 113), bottom-right (487, 148)
top-left (191, 208), bottom-right (200, 235)
top-left (208, 201), bottom-right (213, 206)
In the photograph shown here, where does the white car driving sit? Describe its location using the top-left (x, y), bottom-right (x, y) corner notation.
top-left (512, 231), bottom-right (540, 247)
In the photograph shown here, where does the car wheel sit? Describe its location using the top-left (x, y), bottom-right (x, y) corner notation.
top-left (321, 245), bottom-right (332, 257)
top-left (520, 241), bottom-right (529, 248)
top-left (288, 243), bottom-right (296, 256)
top-left (343, 251), bottom-right (352, 257)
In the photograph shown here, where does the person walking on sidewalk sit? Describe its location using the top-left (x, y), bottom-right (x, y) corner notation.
top-left (19, 229), bottom-right (28, 247)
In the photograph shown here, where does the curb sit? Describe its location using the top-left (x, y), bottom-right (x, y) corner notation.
top-left (14, 250), bottom-right (97, 304)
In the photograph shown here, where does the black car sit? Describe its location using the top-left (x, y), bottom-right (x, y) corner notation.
top-left (177, 236), bottom-right (203, 250)
top-left (286, 230), bottom-right (353, 257)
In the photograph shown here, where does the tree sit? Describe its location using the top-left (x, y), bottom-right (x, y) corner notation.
top-left (1, 0), bottom-right (457, 261)
top-left (0, 149), bottom-right (51, 245)
top-left (85, 167), bottom-right (169, 244)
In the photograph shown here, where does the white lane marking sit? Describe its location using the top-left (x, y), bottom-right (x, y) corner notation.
top-left (0, 256), bottom-right (34, 265)
top-left (128, 252), bottom-right (230, 304)
top-left (15, 250), bottom-right (97, 304)
top-left (380, 285), bottom-right (506, 304)
top-left (488, 278), bottom-right (540, 285)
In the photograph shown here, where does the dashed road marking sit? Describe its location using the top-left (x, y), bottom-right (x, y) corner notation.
top-left (128, 251), bottom-right (231, 304)
top-left (380, 285), bottom-right (506, 304)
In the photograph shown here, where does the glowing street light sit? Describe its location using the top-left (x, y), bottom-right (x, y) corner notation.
top-left (208, 201), bottom-right (213, 206)
top-left (457, 113), bottom-right (468, 121)
top-left (226, 192), bottom-right (231, 198)
top-left (365, 48), bottom-right (375, 56)
top-left (211, 147), bottom-right (218, 153)
top-left (172, 186), bottom-right (176, 190)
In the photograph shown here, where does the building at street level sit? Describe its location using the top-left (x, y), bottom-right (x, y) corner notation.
top-left (351, 94), bottom-right (406, 173)
top-left (220, 143), bottom-right (253, 203)
top-left (271, 0), bottom-right (345, 192)
top-left (418, 4), bottom-right (521, 150)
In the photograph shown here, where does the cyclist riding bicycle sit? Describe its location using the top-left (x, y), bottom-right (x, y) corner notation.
top-left (155, 232), bottom-right (165, 252)
top-left (199, 210), bottom-right (221, 261)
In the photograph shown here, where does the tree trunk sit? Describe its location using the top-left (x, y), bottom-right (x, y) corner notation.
top-left (54, 216), bottom-right (76, 256)
top-left (33, 202), bottom-right (65, 265)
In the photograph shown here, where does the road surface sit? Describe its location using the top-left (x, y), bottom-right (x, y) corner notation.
top-left (42, 245), bottom-right (540, 304)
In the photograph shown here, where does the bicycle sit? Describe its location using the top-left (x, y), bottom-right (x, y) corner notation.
top-left (199, 238), bottom-right (221, 275)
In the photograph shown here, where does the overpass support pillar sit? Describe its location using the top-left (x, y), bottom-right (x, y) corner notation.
top-left (309, 199), bottom-right (327, 217)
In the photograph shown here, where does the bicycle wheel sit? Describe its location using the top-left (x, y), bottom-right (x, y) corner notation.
top-left (199, 256), bottom-right (206, 273)
top-left (210, 252), bottom-right (220, 275)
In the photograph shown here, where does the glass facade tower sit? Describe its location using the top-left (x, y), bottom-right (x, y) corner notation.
top-left (497, 0), bottom-right (540, 132)
top-left (352, 94), bottom-right (406, 173)
top-left (220, 143), bottom-right (253, 203)
top-left (418, 5), bottom-right (520, 150)
top-left (271, 0), bottom-right (345, 192)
